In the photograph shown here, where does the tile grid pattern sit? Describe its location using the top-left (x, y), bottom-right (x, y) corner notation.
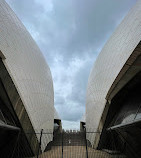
top-left (86, 0), bottom-right (141, 145)
top-left (0, 0), bottom-right (54, 149)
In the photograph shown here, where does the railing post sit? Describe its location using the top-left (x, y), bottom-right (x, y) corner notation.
top-left (85, 129), bottom-right (88, 158)
top-left (62, 131), bottom-right (63, 158)
top-left (37, 129), bottom-right (43, 158)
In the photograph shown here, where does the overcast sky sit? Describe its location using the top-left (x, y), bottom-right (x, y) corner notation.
top-left (6, 0), bottom-right (137, 129)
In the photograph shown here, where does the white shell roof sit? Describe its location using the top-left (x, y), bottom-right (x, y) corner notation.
top-left (80, 114), bottom-right (86, 123)
top-left (0, 0), bottom-right (54, 147)
top-left (86, 0), bottom-right (141, 145)
top-left (54, 108), bottom-right (60, 120)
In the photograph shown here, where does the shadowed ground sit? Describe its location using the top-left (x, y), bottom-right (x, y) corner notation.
top-left (37, 146), bottom-right (126, 158)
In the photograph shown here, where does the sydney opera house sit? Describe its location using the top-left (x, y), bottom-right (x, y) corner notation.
top-left (0, 0), bottom-right (61, 157)
top-left (0, 0), bottom-right (141, 157)
top-left (86, 0), bottom-right (141, 157)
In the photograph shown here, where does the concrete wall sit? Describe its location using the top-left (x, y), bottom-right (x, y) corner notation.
top-left (0, 0), bottom-right (54, 148)
top-left (86, 0), bottom-right (141, 146)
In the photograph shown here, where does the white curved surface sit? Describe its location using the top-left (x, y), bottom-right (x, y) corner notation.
top-left (86, 0), bottom-right (141, 145)
top-left (0, 0), bottom-right (54, 146)
top-left (80, 113), bottom-right (86, 123)
top-left (54, 108), bottom-right (60, 120)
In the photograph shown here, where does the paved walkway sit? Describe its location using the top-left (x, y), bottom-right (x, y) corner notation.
top-left (37, 146), bottom-right (126, 158)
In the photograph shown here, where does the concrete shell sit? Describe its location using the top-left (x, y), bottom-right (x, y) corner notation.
top-left (80, 114), bottom-right (86, 123)
top-left (0, 0), bottom-right (54, 144)
top-left (54, 108), bottom-right (60, 120)
top-left (86, 0), bottom-right (141, 145)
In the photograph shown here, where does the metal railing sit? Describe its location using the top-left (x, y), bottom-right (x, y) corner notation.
top-left (1, 129), bottom-right (127, 158)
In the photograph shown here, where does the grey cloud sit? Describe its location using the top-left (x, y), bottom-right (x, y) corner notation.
top-left (7, 0), bottom-right (136, 61)
top-left (67, 56), bottom-right (97, 105)
top-left (56, 102), bottom-right (85, 121)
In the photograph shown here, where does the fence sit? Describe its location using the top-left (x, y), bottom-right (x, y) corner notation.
top-left (1, 129), bottom-right (127, 158)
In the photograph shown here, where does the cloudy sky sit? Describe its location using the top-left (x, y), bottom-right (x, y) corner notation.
top-left (6, 0), bottom-right (137, 129)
